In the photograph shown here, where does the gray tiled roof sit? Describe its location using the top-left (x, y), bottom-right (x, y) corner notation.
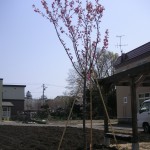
top-left (2, 102), bottom-right (14, 107)
top-left (114, 42), bottom-right (150, 68)
top-left (3, 85), bottom-right (26, 87)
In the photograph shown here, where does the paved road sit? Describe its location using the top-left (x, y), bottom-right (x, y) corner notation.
top-left (0, 120), bottom-right (143, 133)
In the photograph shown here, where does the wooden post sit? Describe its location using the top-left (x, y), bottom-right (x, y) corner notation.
top-left (130, 77), bottom-right (139, 150)
top-left (104, 115), bottom-right (110, 146)
top-left (83, 75), bottom-right (87, 150)
top-left (103, 89), bottom-right (110, 146)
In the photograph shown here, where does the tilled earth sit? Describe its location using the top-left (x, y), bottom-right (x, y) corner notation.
top-left (0, 125), bottom-right (150, 150)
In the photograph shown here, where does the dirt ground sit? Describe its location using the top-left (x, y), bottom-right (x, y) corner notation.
top-left (0, 122), bottom-right (150, 150)
top-left (0, 125), bottom-right (105, 150)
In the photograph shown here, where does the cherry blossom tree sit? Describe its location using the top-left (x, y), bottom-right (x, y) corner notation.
top-left (33, 0), bottom-right (108, 78)
top-left (33, 0), bottom-right (108, 149)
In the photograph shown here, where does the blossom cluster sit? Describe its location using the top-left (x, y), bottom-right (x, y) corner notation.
top-left (33, 0), bottom-right (109, 79)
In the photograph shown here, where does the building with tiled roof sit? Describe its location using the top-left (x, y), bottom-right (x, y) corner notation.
top-left (0, 79), bottom-right (26, 120)
top-left (114, 42), bottom-right (150, 123)
top-left (114, 42), bottom-right (150, 73)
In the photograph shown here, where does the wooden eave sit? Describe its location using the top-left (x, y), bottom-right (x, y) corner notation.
top-left (99, 61), bottom-right (150, 87)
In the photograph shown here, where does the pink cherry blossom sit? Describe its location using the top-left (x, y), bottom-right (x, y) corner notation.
top-left (33, 0), bottom-right (109, 78)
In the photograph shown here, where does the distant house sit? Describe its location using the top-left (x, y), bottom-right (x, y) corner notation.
top-left (0, 79), bottom-right (26, 120)
top-left (114, 42), bottom-right (150, 123)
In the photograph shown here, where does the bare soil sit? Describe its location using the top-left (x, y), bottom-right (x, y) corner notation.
top-left (0, 124), bottom-right (150, 150)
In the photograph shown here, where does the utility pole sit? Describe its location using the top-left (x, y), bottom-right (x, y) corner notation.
top-left (0, 79), bottom-right (3, 122)
top-left (116, 35), bottom-right (127, 54)
top-left (42, 84), bottom-right (47, 104)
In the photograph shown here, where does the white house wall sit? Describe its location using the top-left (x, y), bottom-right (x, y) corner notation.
top-left (3, 86), bottom-right (25, 100)
top-left (117, 86), bottom-right (150, 121)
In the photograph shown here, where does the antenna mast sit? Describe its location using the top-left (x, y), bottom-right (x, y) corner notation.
top-left (116, 35), bottom-right (127, 54)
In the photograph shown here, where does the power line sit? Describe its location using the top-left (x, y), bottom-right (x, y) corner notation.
top-left (46, 84), bottom-right (65, 88)
top-left (4, 82), bottom-right (66, 88)
top-left (5, 82), bottom-right (66, 99)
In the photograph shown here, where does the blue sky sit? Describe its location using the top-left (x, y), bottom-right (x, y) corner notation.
top-left (0, 0), bottom-right (150, 99)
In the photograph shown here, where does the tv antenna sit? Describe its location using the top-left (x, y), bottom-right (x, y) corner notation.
top-left (116, 35), bottom-right (127, 54)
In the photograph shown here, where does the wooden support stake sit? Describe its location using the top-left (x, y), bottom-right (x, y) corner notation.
top-left (83, 75), bottom-right (87, 150)
top-left (103, 90), bottom-right (110, 146)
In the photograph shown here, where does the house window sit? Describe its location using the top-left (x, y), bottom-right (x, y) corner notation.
top-left (145, 93), bottom-right (150, 99)
top-left (3, 107), bottom-right (8, 117)
top-left (2, 107), bottom-right (11, 118)
top-left (138, 92), bottom-right (150, 108)
top-left (139, 94), bottom-right (144, 98)
top-left (123, 97), bottom-right (128, 103)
